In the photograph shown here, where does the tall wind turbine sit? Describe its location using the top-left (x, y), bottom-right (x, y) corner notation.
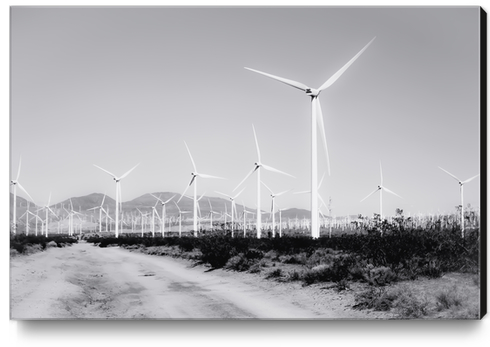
top-left (438, 166), bottom-right (479, 237)
top-left (234, 125), bottom-right (295, 238)
top-left (94, 163), bottom-right (139, 238)
top-left (10, 157), bottom-right (35, 233)
top-left (150, 193), bottom-right (175, 237)
top-left (360, 162), bottom-right (402, 225)
top-left (262, 182), bottom-right (290, 237)
top-left (244, 37), bottom-right (375, 238)
top-left (178, 141), bottom-right (225, 236)
top-left (215, 188), bottom-right (245, 237)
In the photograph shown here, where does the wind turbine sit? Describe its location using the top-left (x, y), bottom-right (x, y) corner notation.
top-left (244, 37), bottom-right (375, 238)
top-left (150, 194), bottom-right (176, 237)
top-left (233, 125), bottom-right (295, 238)
top-left (215, 188), bottom-right (245, 237)
top-left (178, 142), bottom-right (225, 236)
top-left (87, 194), bottom-right (108, 233)
top-left (94, 163), bottom-right (139, 238)
top-left (360, 162), bottom-right (402, 226)
top-left (173, 201), bottom-right (191, 237)
top-left (136, 208), bottom-right (149, 236)
top-left (438, 166), bottom-right (479, 237)
top-left (150, 199), bottom-right (161, 238)
top-left (207, 199), bottom-right (221, 231)
top-left (242, 201), bottom-right (254, 237)
top-left (37, 193), bottom-right (58, 237)
top-left (10, 157), bottom-right (35, 233)
top-left (262, 182), bottom-right (290, 237)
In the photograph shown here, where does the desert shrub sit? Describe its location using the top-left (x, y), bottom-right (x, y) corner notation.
top-left (198, 235), bottom-right (234, 268)
top-left (335, 279), bottom-right (350, 292)
top-left (263, 250), bottom-right (279, 261)
top-left (286, 269), bottom-right (303, 281)
top-left (248, 263), bottom-right (262, 274)
top-left (265, 268), bottom-right (283, 279)
top-left (353, 287), bottom-right (397, 311)
top-left (392, 287), bottom-right (429, 319)
top-left (303, 254), bottom-right (357, 285)
top-left (435, 287), bottom-right (463, 311)
top-left (225, 254), bottom-right (253, 272)
top-left (364, 266), bottom-right (397, 286)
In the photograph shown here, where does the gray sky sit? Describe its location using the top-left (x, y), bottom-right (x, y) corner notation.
top-left (10, 6), bottom-right (481, 217)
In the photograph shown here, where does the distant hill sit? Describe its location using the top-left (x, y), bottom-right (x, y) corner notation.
top-left (10, 191), bottom-right (312, 223)
top-left (57, 193), bottom-right (116, 212)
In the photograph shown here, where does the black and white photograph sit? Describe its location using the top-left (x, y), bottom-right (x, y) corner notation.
top-left (9, 5), bottom-right (484, 323)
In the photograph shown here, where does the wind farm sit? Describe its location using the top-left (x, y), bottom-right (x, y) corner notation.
top-left (9, 7), bottom-right (482, 322)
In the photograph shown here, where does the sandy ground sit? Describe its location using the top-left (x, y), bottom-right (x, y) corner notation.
top-left (10, 241), bottom-right (392, 320)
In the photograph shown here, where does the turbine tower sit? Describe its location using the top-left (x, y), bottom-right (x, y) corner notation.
top-left (438, 166), bottom-right (479, 238)
top-left (234, 125), bottom-right (295, 238)
top-left (360, 162), bottom-right (402, 226)
top-left (10, 157), bottom-right (35, 233)
top-left (262, 182), bottom-right (290, 237)
top-left (244, 37), bottom-right (375, 238)
top-left (215, 188), bottom-right (245, 237)
top-left (150, 193), bottom-right (175, 237)
top-left (94, 163), bottom-right (139, 238)
top-left (178, 141), bottom-right (224, 236)
top-left (87, 193), bottom-right (108, 234)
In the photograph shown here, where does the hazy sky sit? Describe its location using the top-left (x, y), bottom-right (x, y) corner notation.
top-left (10, 6), bottom-right (481, 217)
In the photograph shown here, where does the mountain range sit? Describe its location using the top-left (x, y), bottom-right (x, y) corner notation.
top-left (10, 192), bottom-right (313, 221)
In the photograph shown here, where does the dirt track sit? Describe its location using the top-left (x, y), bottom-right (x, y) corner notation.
top-left (10, 242), bottom-right (389, 319)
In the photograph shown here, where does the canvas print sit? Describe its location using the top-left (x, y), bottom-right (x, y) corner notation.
top-left (10, 6), bottom-right (484, 320)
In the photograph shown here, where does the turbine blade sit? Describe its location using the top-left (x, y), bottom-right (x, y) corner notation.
top-left (233, 166), bottom-right (258, 192)
top-left (16, 157), bottom-right (22, 181)
top-left (164, 195), bottom-right (176, 204)
top-left (252, 124), bottom-right (261, 162)
top-left (276, 189), bottom-right (291, 197)
top-left (360, 187), bottom-right (380, 202)
top-left (173, 201), bottom-right (181, 212)
top-left (316, 99), bottom-right (331, 176)
top-left (318, 194), bottom-right (327, 209)
top-left (198, 192), bottom-right (206, 201)
top-left (244, 67), bottom-right (309, 92)
top-left (120, 163), bottom-right (140, 180)
top-left (462, 174), bottom-right (480, 184)
top-left (294, 190), bottom-right (310, 195)
top-left (150, 193), bottom-right (162, 202)
top-left (48, 206), bottom-right (58, 219)
top-left (318, 172), bottom-right (326, 190)
top-left (438, 166), bottom-right (461, 183)
top-left (184, 141), bottom-right (197, 172)
top-left (101, 194), bottom-right (106, 207)
top-left (215, 191), bottom-right (231, 199)
top-left (16, 182), bottom-right (35, 204)
top-left (380, 161), bottom-right (383, 186)
top-left (261, 181), bottom-right (273, 194)
top-left (198, 173), bottom-right (226, 180)
top-left (94, 164), bottom-right (116, 179)
top-left (177, 183), bottom-right (191, 203)
top-left (233, 187), bottom-right (245, 199)
top-left (261, 164), bottom-right (295, 178)
top-left (318, 37), bottom-right (376, 91)
top-left (382, 186), bottom-right (403, 199)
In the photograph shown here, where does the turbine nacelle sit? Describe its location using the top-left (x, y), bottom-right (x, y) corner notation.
top-left (306, 88), bottom-right (320, 97)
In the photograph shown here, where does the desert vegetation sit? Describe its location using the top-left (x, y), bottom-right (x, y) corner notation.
top-left (10, 233), bottom-right (78, 256)
top-left (83, 214), bottom-right (481, 319)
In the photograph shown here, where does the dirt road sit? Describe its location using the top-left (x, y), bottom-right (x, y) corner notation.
top-left (10, 241), bottom-right (386, 320)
